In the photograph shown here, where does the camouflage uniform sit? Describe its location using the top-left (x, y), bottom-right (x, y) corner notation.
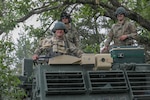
top-left (65, 23), bottom-right (79, 47)
top-left (104, 20), bottom-right (137, 47)
top-left (60, 12), bottom-right (80, 47)
top-left (34, 35), bottom-right (83, 58)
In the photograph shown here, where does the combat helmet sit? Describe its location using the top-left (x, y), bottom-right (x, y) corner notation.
top-left (115, 7), bottom-right (127, 17)
top-left (60, 12), bottom-right (71, 23)
top-left (52, 21), bottom-right (68, 33)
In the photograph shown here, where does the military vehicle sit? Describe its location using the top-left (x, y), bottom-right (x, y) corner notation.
top-left (19, 46), bottom-right (150, 100)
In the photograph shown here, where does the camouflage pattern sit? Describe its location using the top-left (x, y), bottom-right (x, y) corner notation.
top-left (34, 35), bottom-right (83, 58)
top-left (65, 23), bottom-right (80, 47)
top-left (104, 20), bottom-right (137, 47)
top-left (60, 12), bottom-right (80, 47)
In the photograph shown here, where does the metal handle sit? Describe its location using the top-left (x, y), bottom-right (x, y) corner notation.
top-left (117, 53), bottom-right (124, 58)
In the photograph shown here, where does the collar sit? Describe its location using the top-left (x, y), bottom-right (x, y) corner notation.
top-left (116, 19), bottom-right (127, 25)
top-left (65, 23), bottom-right (71, 29)
top-left (54, 35), bottom-right (64, 40)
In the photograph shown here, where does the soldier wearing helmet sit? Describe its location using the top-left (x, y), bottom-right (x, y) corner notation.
top-left (60, 12), bottom-right (80, 48)
top-left (101, 7), bottom-right (138, 53)
top-left (32, 21), bottom-right (83, 60)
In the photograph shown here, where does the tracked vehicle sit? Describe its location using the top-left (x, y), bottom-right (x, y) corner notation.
top-left (20, 46), bottom-right (150, 100)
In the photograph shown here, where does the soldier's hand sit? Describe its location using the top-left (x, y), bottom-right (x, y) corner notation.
top-left (101, 46), bottom-right (109, 53)
top-left (32, 54), bottom-right (39, 60)
top-left (119, 35), bottom-right (128, 41)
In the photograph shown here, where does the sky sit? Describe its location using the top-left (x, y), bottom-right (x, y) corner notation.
top-left (10, 15), bottom-right (41, 43)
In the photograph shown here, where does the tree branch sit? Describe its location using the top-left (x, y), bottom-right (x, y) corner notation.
top-left (16, 4), bottom-right (64, 23)
top-left (0, 0), bottom-right (149, 35)
top-left (128, 11), bottom-right (150, 31)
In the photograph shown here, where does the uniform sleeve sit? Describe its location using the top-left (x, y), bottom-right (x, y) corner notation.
top-left (74, 28), bottom-right (80, 47)
top-left (34, 38), bottom-right (44, 55)
top-left (127, 22), bottom-right (137, 39)
top-left (34, 47), bottom-right (44, 56)
top-left (73, 34), bottom-right (79, 47)
top-left (38, 37), bottom-right (45, 47)
top-left (71, 24), bottom-right (80, 47)
top-left (68, 42), bottom-right (83, 58)
top-left (104, 28), bottom-right (114, 47)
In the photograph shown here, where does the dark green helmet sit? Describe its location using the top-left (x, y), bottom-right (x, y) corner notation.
top-left (52, 21), bottom-right (68, 33)
top-left (60, 12), bottom-right (71, 23)
top-left (115, 7), bottom-right (127, 17)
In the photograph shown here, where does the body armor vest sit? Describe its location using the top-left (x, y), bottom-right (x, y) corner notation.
top-left (45, 37), bottom-right (69, 58)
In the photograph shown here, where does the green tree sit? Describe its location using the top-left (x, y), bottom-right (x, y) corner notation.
top-left (0, 37), bottom-right (25, 99)
top-left (13, 31), bottom-right (34, 74)
top-left (0, 0), bottom-right (148, 52)
top-left (0, 0), bottom-right (149, 34)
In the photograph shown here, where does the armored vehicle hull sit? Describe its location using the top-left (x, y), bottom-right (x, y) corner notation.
top-left (20, 46), bottom-right (150, 100)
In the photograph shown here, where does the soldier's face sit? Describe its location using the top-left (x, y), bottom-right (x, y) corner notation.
top-left (55, 29), bottom-right (65, 37)
top-left (62, 18), bottom-right (69, 24)
top-left (117, 14), bottom-right (125, 21)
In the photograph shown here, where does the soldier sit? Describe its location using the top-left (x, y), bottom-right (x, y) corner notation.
top-left (32, 21), bottom-right (83, 60)
top-left (101, 7), bottom-right (138, 53)
top-left (60, 12), bottom-right (80, 47)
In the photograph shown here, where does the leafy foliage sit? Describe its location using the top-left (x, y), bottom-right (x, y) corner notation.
top-left (0, 39), bottom-right (25, 99)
